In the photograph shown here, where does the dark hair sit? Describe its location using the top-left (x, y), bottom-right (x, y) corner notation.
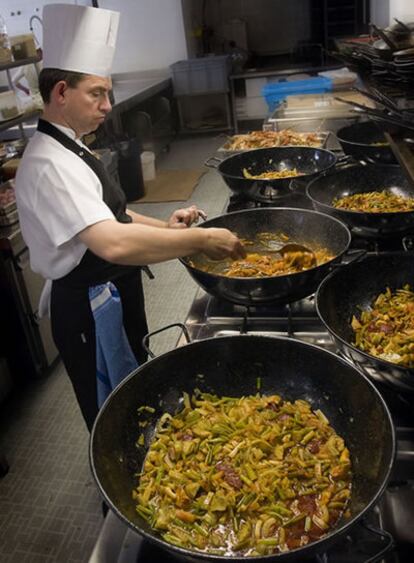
top-left (39, 68), bottom-right (87, 104)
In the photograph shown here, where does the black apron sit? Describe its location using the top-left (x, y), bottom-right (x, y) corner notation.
top-left (38, 120), bottom-right (148, 431)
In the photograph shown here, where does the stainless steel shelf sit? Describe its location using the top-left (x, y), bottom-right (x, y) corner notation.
top-left (0, 110), bottom-right (41, 133)
top-left (0, 55), bottom-right (41, 72)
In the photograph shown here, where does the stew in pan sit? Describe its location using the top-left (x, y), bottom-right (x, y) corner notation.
top-left (352, 284), bottom-right (414, 368)
top-left (133, 391), bottom-right (352, 556)
top-left (333, 190), bottom-right (414, 213)
top-left (189, 232), bottom-right (333, 278)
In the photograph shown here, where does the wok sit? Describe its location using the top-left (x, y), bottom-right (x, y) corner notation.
top-left (306, 163), bottom-right (414, 237)
top-left (336, 120), bottom-right (398, 165)
top-left (180, 208), bottom-right (351, 306)
top-left (316, 252), bottom-right (414, 390)
top-left (90, 334), bottom-right (395, 563)
top-left (205, 147), bottom-right (338, 202)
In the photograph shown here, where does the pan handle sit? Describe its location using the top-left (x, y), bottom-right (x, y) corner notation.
top-left (334, 154), bottom-right (357, 168)
top-left (142, 323), bottom-right (191, 359)
top-left (204, 156), bottom-right (224, 169)
top-left (359, 519), bottom-right (394, 562)
top-left (333, 249), bottom-right (367, 268)
top-left (403, 236), bottom-right (414, 252)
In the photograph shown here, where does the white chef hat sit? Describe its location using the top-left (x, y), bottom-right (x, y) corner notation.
top-left (42, 4), bottom-right (120, 77)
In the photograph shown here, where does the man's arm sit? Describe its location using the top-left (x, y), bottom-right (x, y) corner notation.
top-left (78, 219), bottom-right (245, 264)
top-left (126, 209), bottom-right (167, 228)
top-left (125, 205), bottom-right (205, 229)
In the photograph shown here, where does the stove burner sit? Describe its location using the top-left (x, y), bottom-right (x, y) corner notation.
top-left (227, 190), bottom-right (313, 212)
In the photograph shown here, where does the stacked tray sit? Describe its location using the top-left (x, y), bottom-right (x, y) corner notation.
top-left (0, 180), bottom-right (18, 227)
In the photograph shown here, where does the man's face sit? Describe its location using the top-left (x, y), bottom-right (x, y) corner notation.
top-left (62, 75), bottom-right (112, 136)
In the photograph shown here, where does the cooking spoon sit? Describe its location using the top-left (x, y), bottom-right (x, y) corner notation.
top-left (245, 241), bottom-right (317, 265)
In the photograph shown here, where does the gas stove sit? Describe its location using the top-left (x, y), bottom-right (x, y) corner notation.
top-left (90, 294), bottom-right (414, 563)
top-left (90, 286), bottom-right (414, 563)
top-left (89, 194), bottom-right (414, 563)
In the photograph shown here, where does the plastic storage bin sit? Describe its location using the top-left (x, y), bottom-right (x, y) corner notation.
top-left (171, 56), bottom-right (230, 95)
top-left (262, 77), bottom-right (332, 112)
top-left (10, 33), bottom-right (37, 60)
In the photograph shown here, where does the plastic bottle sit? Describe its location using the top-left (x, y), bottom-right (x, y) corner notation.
top-left (0, 13), bottom-right (12, 63)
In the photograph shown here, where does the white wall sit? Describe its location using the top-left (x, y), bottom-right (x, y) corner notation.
top-left (0, 1), bottom-right (89, 88)
top-left (389, 0), bottom-right (414, 23)
top-left (100, 0), bottom-right (188, 72)
top-left (0, 0), bottom-right (187, 74)
top-left (370, 0), bottom-right (389, 28)
top-left (0, 0), bottom-right (89, 45)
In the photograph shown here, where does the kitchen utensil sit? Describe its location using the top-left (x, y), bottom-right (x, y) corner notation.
top-left (180, 207), bottom-right (351, 306)
top-left (371, 24), bottom-right (399, 51)
top-left (90, 334), bottom-right (395, 562)
top-left (244, 240), bottom-right (317, 265)
top-left (204, 146), bottom-right (339, 202)
top-left (334, 96), bottom-right (414, 133)
top-left (316, 252), bottom-right (414, 390)
top-left (307, 163), bottom-right (414, 237)
top-left (335, 120), bottom-right (398, 164)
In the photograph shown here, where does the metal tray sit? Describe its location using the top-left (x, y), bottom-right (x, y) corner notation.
top-left (0, 208), bottom-right (18, 226)
top-left (217, 130), bottom-right (330, 153)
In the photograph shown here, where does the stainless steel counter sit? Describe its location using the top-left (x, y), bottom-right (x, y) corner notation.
top-left (111, 69), bottom-right (171, 113)
top-left (109, 69), bottom-right (174, 146)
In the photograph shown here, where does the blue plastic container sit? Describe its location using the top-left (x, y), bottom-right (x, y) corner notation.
top-left (262, 76), bottom-right (333, 112)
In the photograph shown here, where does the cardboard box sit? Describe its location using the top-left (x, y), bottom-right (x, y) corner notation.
top-left (10, 34), bottom-right (37, 60)
top-left (0, 46), bottom-right (12, 64)
top-left (0, 91), bottom-right (20, 121)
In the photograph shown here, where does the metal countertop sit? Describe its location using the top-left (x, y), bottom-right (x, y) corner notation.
top-left (111, 69), bottom-right (171, 113)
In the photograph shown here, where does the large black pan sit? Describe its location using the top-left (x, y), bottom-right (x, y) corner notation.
top-left (336, 120), bottom-right (398, 164)
top-left (90, 335), bottom-right (395, 563)
top-left (180, 208), bottom-right (351, 306)
top-left (316, 252), bottom-right (414, 390)
top-left (205, 147), bottom-right (339, 202)
top-left (306, 163), bottom-right (414, 237)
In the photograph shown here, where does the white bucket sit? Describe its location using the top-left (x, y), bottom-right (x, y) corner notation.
top-left (140, 151), bottom-right (156, 182)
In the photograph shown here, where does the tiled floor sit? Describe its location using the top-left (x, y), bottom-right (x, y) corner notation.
top-left (0, 134), bottom-right (228, 562)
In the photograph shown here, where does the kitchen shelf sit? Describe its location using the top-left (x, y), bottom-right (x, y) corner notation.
top-left (176, 92), bottom-right (232, 134)
top-left (0, 110), bottom-right (41, 133)
top-left (0, 55), bottom-right (42, 144)
top-left (0, 55), bottom-right (41, 72)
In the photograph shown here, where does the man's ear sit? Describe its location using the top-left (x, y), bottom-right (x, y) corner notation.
top-left (52, 80), bottom-right (68, 105)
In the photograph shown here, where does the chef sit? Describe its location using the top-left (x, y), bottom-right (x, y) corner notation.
top-left (15, 4), bottom-right (244, 432)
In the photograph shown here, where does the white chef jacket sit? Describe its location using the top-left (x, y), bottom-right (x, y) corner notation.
top-left (15, 122), bottom-right (116, 314)
top-left (15, 122), bottom-right (115, 279)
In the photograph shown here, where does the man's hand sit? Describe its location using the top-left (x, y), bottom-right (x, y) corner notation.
top-left (168, 205), bottom-right (207, 229)
top-left (202, 228), bottom-right (246, 260)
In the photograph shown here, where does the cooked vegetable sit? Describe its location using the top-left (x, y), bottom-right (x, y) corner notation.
top-left (352, 284), bottom-right (414, 368)
top-left (133, 392), bottom-right (352, 556)
top-left (223, 130), bottom-right (323, 151)
top-left (333, 190), bottom-right (414, 213)
top-left (243, 167), bottom-right (303, 180)
top-left (188, 232), bottom-right (333, 278)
